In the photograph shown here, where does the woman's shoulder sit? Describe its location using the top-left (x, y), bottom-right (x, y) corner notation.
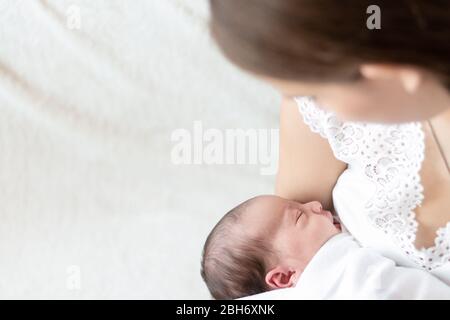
top-left (293, 96), bottom-right (424, 164)
top-left (294, 96), bottom-right (330, 138)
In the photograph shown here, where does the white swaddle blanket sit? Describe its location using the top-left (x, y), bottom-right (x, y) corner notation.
top-left (242, 233), bottom-right (450, 300)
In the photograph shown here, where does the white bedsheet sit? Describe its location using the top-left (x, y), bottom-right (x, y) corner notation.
top-left (0, 0), bottom-right (279, 298)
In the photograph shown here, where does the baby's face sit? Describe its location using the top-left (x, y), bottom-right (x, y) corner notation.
top-left (241, 195), bottom-right (340, 270)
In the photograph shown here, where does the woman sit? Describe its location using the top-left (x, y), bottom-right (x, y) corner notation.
top-left (209, 0), bottom-right (450, 281)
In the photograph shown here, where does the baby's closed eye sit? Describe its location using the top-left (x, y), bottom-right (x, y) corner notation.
top-left (295, 211), bottom-right (303, 224)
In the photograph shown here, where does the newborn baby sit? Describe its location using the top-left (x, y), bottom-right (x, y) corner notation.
top-left (201, 195), bottom-right (450, 300)
top-left (200, 195), bottom-right (340, 299)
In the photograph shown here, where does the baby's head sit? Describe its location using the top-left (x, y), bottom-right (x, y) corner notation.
top-left (201, 195), bottom-right (340, 299)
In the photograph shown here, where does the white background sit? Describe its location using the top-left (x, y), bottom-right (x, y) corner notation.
top-left (0, 0), bottom-right (280, 298)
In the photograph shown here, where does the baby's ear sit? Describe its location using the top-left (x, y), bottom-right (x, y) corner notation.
top-left (265, 267), bottom-right (298, 289)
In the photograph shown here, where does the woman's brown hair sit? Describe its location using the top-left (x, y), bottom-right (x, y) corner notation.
top-left (209, 0), bottom-right (450, 89)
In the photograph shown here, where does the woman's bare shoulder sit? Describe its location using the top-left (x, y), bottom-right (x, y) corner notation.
top-left (275, 98), bottom-right (346, 209)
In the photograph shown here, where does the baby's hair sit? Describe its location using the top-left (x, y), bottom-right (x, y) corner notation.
top-left (200, 196), bottom-right (276, 299)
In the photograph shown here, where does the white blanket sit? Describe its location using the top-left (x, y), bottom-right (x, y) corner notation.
top-left (0, 0), bottom-right (279, 298)
top-left (243, 233), bottom-right (450, 300)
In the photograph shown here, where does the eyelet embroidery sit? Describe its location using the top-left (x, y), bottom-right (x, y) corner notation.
top-left (295, 96), bottom-right (450, 270)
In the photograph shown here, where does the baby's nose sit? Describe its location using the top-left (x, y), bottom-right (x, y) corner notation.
top-left (309, 201), bottom-right (323, 213)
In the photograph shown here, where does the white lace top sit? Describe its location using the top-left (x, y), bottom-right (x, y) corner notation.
top-left (295, 96), bottom-right (450, 283)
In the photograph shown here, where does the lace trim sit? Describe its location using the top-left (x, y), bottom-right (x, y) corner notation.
top-left (295, 96), bottom-right (450, 270)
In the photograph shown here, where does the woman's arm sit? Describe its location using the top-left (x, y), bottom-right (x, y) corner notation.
top-left (275, 98), bottom-right (347, 210)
